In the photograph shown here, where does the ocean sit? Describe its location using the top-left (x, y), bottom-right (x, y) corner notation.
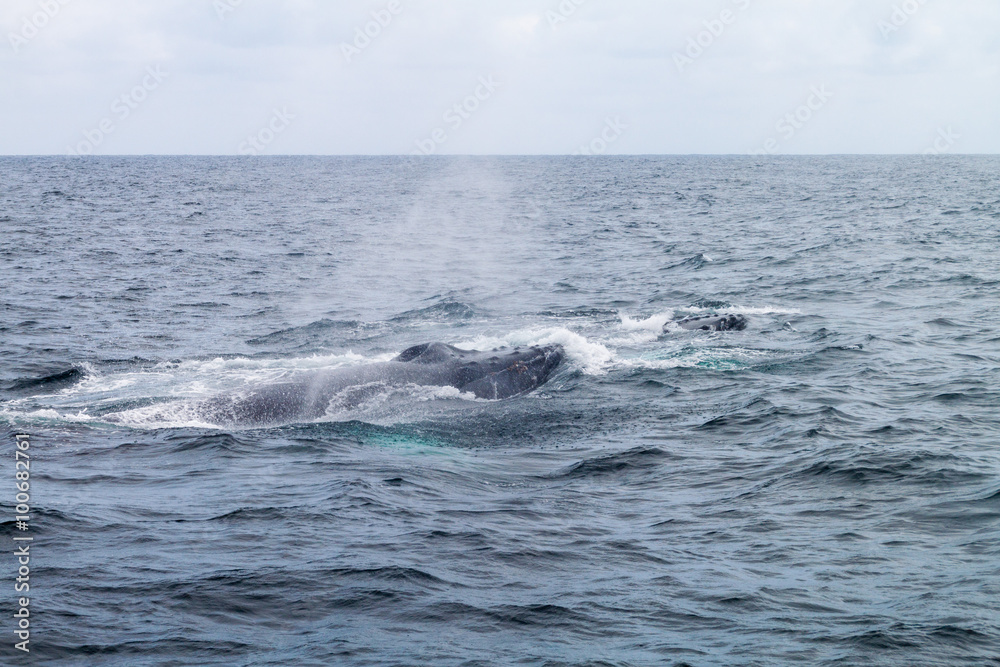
top-left (1, 155), bottom-right (998, 665)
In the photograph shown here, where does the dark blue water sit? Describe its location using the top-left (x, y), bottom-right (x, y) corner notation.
top-left (2, 156), bottom-right (999, 666)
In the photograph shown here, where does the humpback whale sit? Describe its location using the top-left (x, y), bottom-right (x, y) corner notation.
top-left (672, 314), bottom-right (748, 332)
top-left (201, 342), bottom-right (564, 426)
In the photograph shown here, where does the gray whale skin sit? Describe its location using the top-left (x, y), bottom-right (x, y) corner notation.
top-left (671, 314), bottom-right (748, 332)
top-left (202, 342), bottom-right (564, 426)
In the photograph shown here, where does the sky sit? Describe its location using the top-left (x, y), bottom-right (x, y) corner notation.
top-left (1, 0), bottom-right (998, 155)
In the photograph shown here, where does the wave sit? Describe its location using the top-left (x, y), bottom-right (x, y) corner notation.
top-left (544, 446), bottom-right (675, 480)
top-left (786, 446), bottom-right (984, 488)
top-left (246, 318), bottom-right (364, 346)
top-left (663, 253), bottom-right (714, 270)
top-left (390, 299), bottom-right (478, 322)
top-left (246, 300), bottom-right (481, 349)
top-left (6, 367), bottom-right (87, 391)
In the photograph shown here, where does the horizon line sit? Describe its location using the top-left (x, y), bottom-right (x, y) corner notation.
top-left (1, 153), bottom-right (996, 158)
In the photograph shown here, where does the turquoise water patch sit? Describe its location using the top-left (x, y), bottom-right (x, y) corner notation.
top-left (632, 346), bottom-right (752, 371)
top-left (348, 423), bottom-right (459, 457)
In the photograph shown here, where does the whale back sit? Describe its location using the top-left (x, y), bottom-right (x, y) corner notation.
top-left (394, 342), bottom-right (471, 364)
top-left (203, 341), bottom-right (565, 426)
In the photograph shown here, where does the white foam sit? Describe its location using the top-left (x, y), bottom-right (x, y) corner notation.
top-left (47, 351), bottom-right (384, 405)
top-left (620, 311), bottom-right (675, 332)
top-left (455, 327), bottom-right (614, 374)
top-left (614, 311), bottom-right (679, 345)
top-left (104, 401), bottom-right (220, 430)
top-left (0, 406), bottom-right (99, 425)
top-left (3, 350), bottom-right (400, 429)
top-left (413, 385), bottom-right (480, 402)
top-left (617, 346), bottom-right (774, 370)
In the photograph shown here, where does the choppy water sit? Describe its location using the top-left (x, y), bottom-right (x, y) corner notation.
top-left (2, 156), bottom-right (999, 666)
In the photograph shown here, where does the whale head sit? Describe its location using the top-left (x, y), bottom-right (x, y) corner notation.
top-left (394, 342), bottom-right (564, 399)
top-left (673, 314), bottom-right (748, 332)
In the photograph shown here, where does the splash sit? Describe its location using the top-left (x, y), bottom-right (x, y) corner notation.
top-left (455, 327), bottom-right (614, 374)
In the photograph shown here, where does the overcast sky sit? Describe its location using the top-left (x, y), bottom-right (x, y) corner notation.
top-left (2, 0), bottom-right (997, 155)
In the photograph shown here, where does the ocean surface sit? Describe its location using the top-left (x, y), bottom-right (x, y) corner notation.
top-left (1, 155), bottom-right (998, 666)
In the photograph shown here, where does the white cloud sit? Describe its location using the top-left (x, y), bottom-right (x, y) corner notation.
top-left (1, 0), bottom-right (997, 154)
